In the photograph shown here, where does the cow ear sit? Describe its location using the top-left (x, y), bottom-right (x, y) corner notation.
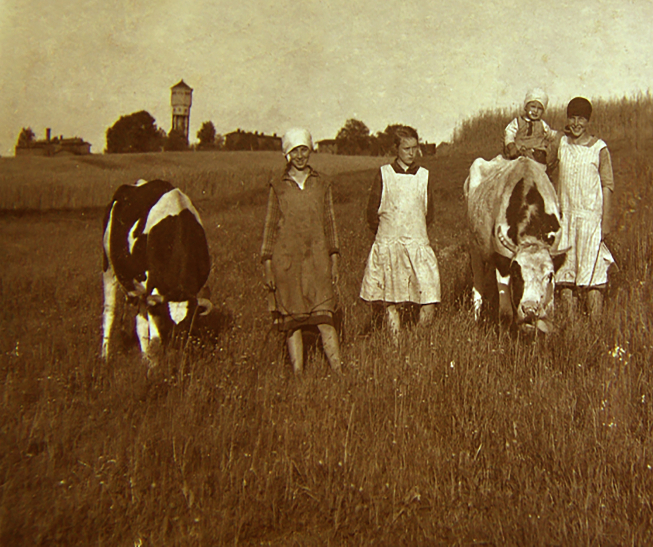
top-left (552, 250), bottom-right (568, 272)
top-left (493, 253), bottom-right (511, 277)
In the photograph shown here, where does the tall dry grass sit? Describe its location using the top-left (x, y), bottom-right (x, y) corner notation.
top-left (1, 97), bottom-right (653, 544)
top-left (452, 90), bottom-right (653, 157)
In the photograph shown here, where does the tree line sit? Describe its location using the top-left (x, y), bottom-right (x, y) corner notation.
top-left (16, 112), bottom-right (429, 155)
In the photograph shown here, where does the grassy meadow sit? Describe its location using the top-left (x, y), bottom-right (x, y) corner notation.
top-left (2, 99), bottom-right (653, 545)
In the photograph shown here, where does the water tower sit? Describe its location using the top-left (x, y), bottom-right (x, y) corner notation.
top-left (171, 80), bottom-right (193, 142)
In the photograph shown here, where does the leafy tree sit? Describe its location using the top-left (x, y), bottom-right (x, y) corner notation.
top-left (375, 124), bottom-right (405, 156)
top-left (197, 121), bottom-right (216, 150)
top-left (17, 127), bottom-right (35, 148)
top-left (164, 128), bottom-right (189, 152)
top-left (105, 111), bottom-right (165, 154)
top-left (336, 119), bottom-right (372, 155)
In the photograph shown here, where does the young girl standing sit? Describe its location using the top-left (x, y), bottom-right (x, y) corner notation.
top-left (360, 126), bottom-right (441, 337)
top-left (555, 97), bottom-right (615, 320)
top-left (261, 128), bottom-right (342, 375)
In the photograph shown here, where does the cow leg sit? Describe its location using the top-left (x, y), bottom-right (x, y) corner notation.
top-left (469, 247), bottom-right (485, 321)
top-left (135, 304), bottom-right (151, 358)
top-left (495, 269), bottom-right (513, 324)
top-left (101, 267), bottom-right (119, 360)
top-left (135, 305), bottom-right (163, 366)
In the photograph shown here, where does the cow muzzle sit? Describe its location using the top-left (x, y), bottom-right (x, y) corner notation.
top-left (516, 301), bottom-right (552, 333)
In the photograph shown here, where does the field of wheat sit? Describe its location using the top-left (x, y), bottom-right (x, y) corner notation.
top-left (2, 100), bottom-right (653, 545)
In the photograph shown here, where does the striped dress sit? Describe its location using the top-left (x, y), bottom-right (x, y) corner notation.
top-left (556, 135), bottom-right (614, 287)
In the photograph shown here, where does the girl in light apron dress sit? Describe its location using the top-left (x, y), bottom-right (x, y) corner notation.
top-left (555, 97), bottom-right (615, 321)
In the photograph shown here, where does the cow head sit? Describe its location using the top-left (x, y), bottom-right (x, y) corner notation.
top-left (496, 227), bottom-right (567, 332)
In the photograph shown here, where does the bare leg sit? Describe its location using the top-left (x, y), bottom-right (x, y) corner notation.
top-left (418, 303), bottom-right (436, 327)
top-left (287, 329), bottom-right (304, 376)
top-left (317, 323), bottom-right (342, 373)
top-left (586, 289), bottom-right (603, 323)
top-left (559, 287), bottom-right (576, 319)
top-left (386, 304), bottom-right (401, 342)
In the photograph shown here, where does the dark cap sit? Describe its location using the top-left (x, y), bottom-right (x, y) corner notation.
top-left (567, 97), bottom-right (592, 120)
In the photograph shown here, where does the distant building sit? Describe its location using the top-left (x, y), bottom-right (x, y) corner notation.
top-left (15, 128), bottom-right (91, 157)
top-left (224, 129), bottom-right (281, 151)
top-left (171, 80), bottom-right (192, 142)
top-left (316, 139), bottom-right (338, 154)
top-left (421, 142), bottom-right (436, 156)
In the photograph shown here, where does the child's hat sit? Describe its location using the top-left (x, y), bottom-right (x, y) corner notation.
top-left (524, 88), bottom-right (549, 110)
top-left (282, 128), bottom-right (313, 157)
top-left (567, 97), bottom-right (592, 120)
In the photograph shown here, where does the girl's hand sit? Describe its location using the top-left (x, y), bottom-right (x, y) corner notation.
top-left (264, 259), bottom-right (275, 291)
top-left (330, 254), bottom-right (340, 286)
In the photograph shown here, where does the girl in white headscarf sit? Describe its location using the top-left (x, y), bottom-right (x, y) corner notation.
top-left (260, 128), bottom-right (342, 375)
top-left (504, 88), bottom-right (557, 165)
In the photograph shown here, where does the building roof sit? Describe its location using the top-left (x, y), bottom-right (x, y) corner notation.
top-left (171, 79), bottom-right (193, 90)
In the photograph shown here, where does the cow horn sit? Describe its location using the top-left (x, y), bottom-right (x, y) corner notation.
top-left (197, 298), bottom-right (213, 316)
top-left (497, 226), bottom-right (518, 255)
top-left (550, 246), bottom-right (571, 257)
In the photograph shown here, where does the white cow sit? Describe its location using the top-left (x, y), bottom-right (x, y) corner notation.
top-left (464, 156), bottom-right (567, 332)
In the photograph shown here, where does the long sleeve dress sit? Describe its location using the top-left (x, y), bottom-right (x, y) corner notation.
top-left (556, 135), bottom-right (615, 287)
top-left (261, 167), bottom-right (339, 331)
top-left (360, 161), bottom-right (441, 304)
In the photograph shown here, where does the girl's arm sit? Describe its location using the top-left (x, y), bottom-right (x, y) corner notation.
top-left (366, 169), bottom-right (383, 232)
top-left (261, 185), bottom-right (281, 289)
top-left (599, 147), bottom-right (615, 237)
top-left (426, 170), bottom-right (436, 226)
top-left (324, 182), bottom-right (340, 256)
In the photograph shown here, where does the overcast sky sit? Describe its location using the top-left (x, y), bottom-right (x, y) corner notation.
top-left (1, 0), bottom-right (652, 156)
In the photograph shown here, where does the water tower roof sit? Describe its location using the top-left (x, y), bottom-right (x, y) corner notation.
top-left (171, 79), bottom-right (192, 91)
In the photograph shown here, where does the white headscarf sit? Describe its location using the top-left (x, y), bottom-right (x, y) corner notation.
top-left (524, 88), bottom-right (549, 111)
top-left (282, 128), bottom-right (313, 161)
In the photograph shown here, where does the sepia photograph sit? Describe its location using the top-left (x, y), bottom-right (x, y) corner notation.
top-left (1, 0), bottom-right (652, 544)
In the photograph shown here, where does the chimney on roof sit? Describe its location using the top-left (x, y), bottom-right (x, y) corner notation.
top-left (46, 128), bottom-right (51, 142)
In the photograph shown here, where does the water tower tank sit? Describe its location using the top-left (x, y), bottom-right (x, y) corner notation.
top-left (171, 80), bottom-right (193, 141)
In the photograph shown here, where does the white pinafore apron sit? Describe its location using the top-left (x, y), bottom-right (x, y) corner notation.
top-left (360, 164), bottom-right (441, 304)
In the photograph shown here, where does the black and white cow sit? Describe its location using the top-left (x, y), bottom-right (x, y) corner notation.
top-left (464, 156), bottom-right (567, 332)
top-left (101, 179), bottom-right (211, 363)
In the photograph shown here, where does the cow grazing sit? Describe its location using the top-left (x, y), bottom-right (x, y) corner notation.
top-left (102, 179), bottom-right (212, 363)
top-left (463, 156), bottom-right (567, 332)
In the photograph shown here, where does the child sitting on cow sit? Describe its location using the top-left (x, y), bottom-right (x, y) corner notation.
top-left (504, 88), bottom-right (557, 165)
top-left (360, 126), bottom-right (441, 340)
